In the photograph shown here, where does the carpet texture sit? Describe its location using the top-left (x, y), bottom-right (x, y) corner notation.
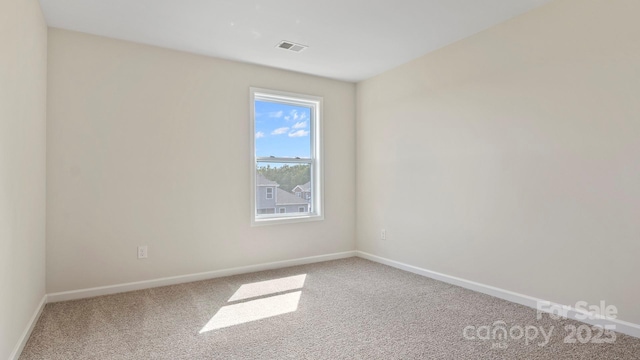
top-left (20, 258), bottom-right (640, 359)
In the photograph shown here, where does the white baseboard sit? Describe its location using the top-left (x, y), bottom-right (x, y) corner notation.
top-left (48, 251), bottom-right (357, 303)
top-left (9, 294), bottom-right (47, 360)
top-left (356, 251), bottom-right (640, 339)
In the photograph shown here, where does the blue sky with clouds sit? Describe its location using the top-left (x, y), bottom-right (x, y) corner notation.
top-left (255, 100), bottom-right (311, 158)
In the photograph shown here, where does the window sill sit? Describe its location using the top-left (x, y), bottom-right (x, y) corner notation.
top-left (251, 214), bottom-right (324, 227)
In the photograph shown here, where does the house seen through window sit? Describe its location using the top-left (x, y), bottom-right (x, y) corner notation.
top-left (251, 88), bottom-right (323, 225)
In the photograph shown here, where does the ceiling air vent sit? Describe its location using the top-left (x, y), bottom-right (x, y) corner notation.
top-left (276, 40), bottom-right (308, 53)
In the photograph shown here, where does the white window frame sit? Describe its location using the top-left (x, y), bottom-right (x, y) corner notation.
top-left (266, 187), bottom-right (273, 199)
top-left (279, 207), bottom-right (286, 214)
top-left (250, 87), bottom-right (324, 226)
top-left (298, 207), bottom-right (305, 213)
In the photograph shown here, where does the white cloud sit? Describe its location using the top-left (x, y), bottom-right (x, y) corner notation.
top-left (292, 121), bottom-right (307, 129)
top-left (285, 110), bottom-right (309, 122)
top-left (268, 111), bottom-right (283, 118)
top-left (255, 131), bottom-right (265, 139)
top-left (288, 130), bottom-right (309, 138)
top-left (289, 109), bottom-right (300, 121)
top-left (271, 127), bottom-right (289, 135)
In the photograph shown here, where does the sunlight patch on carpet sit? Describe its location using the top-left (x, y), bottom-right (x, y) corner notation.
top-left (228, 274), bottom-right (307, 302)
top-left (200, 274), bottom-right (306, 333)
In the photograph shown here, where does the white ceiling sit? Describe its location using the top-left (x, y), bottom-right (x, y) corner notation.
top-left (39, 0), bottom-right (552, 82)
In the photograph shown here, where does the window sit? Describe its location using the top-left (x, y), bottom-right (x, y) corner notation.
top-left (250, 88), bottom-right (323, 225)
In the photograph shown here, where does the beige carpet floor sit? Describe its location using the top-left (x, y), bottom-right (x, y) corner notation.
top-left (20, 257), bottom-right (640, 359)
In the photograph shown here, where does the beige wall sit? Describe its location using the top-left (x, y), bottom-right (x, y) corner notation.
top-left (0, 0), bottom-right (47, 358)
top-left (356, 0), bottom-right (640, 325)
top-left (46, 29), bottom-right (356, 293)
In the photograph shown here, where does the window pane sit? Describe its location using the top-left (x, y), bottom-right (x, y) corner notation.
top-left (255, 100), bottom-right (312, 159)
top-left (256, 162), bottom-right (312, 215)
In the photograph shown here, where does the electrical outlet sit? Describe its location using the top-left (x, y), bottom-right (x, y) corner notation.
top-left (381, 229), bottom-right (386, 241)
top-left (137, 246), bottom-right (148, 259)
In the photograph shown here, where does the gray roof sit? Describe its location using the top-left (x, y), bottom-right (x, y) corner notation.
top-left (256, 173), bottom-right (279, 186)
top-left (293, 181), bottom-right (311, 192)
top-left (276, 188), bottom-right (310, 205)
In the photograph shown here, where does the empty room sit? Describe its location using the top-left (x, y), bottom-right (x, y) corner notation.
top-left (2, 0), bottom-right (639, 359)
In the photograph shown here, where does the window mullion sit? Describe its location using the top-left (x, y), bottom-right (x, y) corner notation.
top-left (256, 157), bottom-right (312, 164)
